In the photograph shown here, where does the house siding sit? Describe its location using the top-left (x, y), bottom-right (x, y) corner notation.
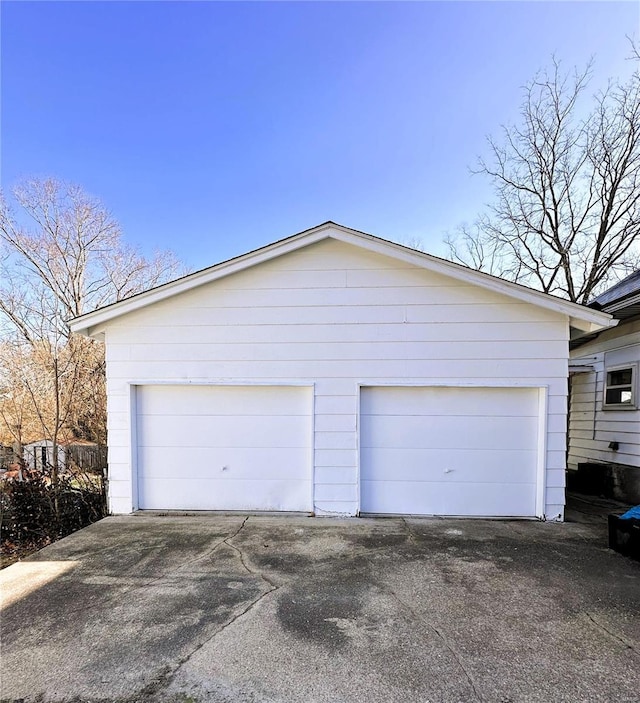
top-left (103, 238), bottom-right (570, 518)
top-left (569, 319), bottom-right (640, 472)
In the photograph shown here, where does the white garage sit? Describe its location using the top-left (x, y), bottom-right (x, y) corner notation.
top-left (135, 385), bottom-right (313, 511)
top-left (360, 386), bottom-right (541, 517)
top-left (70, 222), bottom-right (615, 519)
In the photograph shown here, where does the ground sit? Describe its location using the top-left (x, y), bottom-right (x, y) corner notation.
top-left (1, 498), bottom-right (639, 703)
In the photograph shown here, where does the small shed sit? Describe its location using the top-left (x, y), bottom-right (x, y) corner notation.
top-left (23, 440), bottom-right (66, 472)
top-left (70, 223), bottom-right (615, 519)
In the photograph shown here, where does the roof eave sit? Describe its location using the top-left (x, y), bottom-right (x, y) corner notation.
top-left (569, 316), bottom-right (619, 335)
top-left (602, 291), bottom-right (640, 314)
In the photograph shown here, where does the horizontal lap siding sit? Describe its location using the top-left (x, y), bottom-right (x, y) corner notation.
top-left (104, 238), bottom-right (569, 517)
top-left (110, 340), bottom-right (568, 362)
top-left (568, 320), bottom-right (640, 471)
top-left (106, 303), bottom-right (563, 327)
top-left (114, 321), bottom-right (567, 345)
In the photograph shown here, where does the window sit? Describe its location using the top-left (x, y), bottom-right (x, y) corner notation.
top-left (603, 365), bottom-right (636, 409)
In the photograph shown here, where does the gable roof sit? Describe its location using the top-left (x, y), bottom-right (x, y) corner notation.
top-left (69, 221), bottom-right (616, 338)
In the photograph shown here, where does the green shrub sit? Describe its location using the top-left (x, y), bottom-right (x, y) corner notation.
top-left (0, 469), bottom-right (107, 565)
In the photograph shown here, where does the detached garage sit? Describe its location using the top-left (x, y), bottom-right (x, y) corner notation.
top-left (70, 222), bottom-right (615, 520)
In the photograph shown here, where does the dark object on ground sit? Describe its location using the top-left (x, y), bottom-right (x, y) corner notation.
top-left (608, 514), bottom-right (640, 561)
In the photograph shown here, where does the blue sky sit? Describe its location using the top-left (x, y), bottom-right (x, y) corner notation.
top-left (2, 1), bottom-right (638, 268)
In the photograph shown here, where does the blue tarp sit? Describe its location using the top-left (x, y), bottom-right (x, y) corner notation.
top-left (620, 505), bottom-right (640, 520)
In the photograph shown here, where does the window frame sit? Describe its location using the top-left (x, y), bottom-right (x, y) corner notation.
top-left (602, 363), bottom-right (637, 410)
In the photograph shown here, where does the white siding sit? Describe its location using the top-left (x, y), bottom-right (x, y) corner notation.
top-left (569, 319), bottom-right (640, 470)
top-left (104, 238), bottom-right (569, 519)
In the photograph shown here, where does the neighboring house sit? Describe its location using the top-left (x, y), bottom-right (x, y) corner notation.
top-left (568, 270), bottom-right (640, 503)
top-left (69, 222), bottom-right (614, 520)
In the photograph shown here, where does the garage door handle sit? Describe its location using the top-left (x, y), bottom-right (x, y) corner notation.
top-left (444, 468), bottom-right (452, 473)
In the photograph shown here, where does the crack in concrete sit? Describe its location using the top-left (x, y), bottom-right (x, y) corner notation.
top-left (402, 517), bottom-right (419, 547)
top-left (146, 516), bottom-right (282, 699)
top-left (168, 516), bottom-right (250, 574)
top-left (585, 612), bottom-right (638, 655)
top-left (25, 535), bottom-right (243, 626)
top-left (388, 589), bottom-right (484, 703)
top-left (3, 524), bottom-right (258, 647)
top-left (169, 580), bottom-right (278, 679)
top-left (223, 516), bottom-right (280, 589)
top-left (224, 514), bottom-right (251, 543)
top-left (132, 517), bottom-right (250, 594)
top-left (23, 519), bottom-right (264, 702)
top-left (359, 542), bottom-right (483, 703)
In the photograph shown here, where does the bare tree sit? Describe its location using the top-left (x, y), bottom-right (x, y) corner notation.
top-left (0, 178), bottom-right (185, 485)
top-left (0, 179), bottom-right (184, 341)
top-left (446, 52), bottom-right (640, 303)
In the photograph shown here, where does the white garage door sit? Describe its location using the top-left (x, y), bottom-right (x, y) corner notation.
top-left (360, 387), bottom-right (540, 517)
top-left (136, 385), bottom-right (312, 511)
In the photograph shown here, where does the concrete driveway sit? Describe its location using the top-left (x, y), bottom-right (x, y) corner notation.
top-left (1, 513), bottom-right (639, 703)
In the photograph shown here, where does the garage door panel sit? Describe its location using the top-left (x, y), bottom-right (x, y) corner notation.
top-left (361, 386), bottom-right (537, 417)
top-left (136, 385), bottom-right (312, 511)
top-left (360, 386), bottom-right (540, 517)
top-left (137, 384), bottom-right (310, 416)
top-left (138, 414), bottom-right (310, 449)
top-left (360, 447), bottom-right (538, 484)
top-left (139, 447), bottom-right (309, 481)
top-left (139, 478), bottom-right (310, 512)
top-left (361, 415), bottom-right (539, 451)
top-left (360, 480), bottom-right (537, 517)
